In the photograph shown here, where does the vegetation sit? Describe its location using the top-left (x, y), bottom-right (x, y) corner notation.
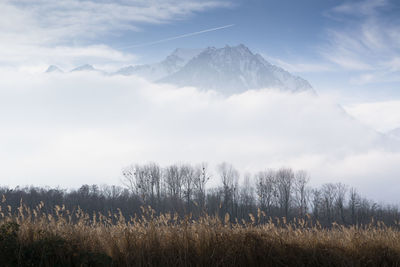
top-left (0, 202), bottom-right (400, 266)
top-left (1, 162), bottom-right (399, 265)
top-left (1, 162), bottom-right (398, 227)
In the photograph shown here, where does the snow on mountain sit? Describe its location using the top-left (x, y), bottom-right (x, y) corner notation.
top-left (115, 48), bottom-right (203, 81)
top-left (159, 44), bottom-right (314, 94)
top-left (45, 65), bottom-right (63, 73)
top-left (71, 64), bottom-right (97, 72)
top-left (168, 48), bottom-right (205, 64)
top-left (257, 55), bottom-right (314, 92)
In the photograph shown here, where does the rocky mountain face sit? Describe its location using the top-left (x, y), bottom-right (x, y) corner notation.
top-left (71, 64), bottom-right (96, 72)
top-left (45, 65), bottom-right (63, 73)
top-left (159, 45), bottom-right (313, 94)
top-left (115, 48), bottom-right (204, 81)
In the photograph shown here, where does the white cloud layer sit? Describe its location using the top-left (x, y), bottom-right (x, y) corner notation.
top-left (345, 101), bottom-right (400, 132)
top-left (1, 71), bottom-right (400, 203)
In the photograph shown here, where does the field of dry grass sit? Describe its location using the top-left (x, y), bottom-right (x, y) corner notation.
top-left (1, 202), bottom-right (400, 266)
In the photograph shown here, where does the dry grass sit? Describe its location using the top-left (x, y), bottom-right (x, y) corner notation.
top-left (1, 202), bottom-right (400, 266)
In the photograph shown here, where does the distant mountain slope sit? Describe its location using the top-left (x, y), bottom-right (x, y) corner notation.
top-left (159, 44), bottom-right (314, 94)
top-left (388, 128), bottom-right (400, 139)
top-left (115, 48), bottom-right (204, 81)
top-left (46, 65), bottom-right (63, 73)
top-left (71, 64), bottom-right (97, 72)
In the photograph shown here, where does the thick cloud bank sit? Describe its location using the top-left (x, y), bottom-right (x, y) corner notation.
top-left (0, 71), bottom-right (399, 202)
top-left (345, 101), bottom-right (400, 133)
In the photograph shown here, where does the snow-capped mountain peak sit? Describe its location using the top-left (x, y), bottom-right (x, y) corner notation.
top-left (45, 65), bottom-right (63, 73)
top-left (115, 48), bottom-right (204, 81)
top-left (159, 44), bottom-right (314, 94)
top-left (71, 64), bottom-right (96, 72)
top-left (169, 48), bottom-right (204, 64)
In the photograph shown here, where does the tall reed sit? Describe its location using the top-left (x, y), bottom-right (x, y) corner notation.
top-left (1, 201), bottom-right (400, 266)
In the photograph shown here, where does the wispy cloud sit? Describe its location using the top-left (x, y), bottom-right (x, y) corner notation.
top-left (265, 56), bottom-right (335, 73)
top-left (321, 0), bottom-right (400, 84)
top-left (329, 0), bottom-right (388, 17)
top-left (4, 0), bottom-right (232, 43)
top-left (0, 0), bottom-right (232, 68)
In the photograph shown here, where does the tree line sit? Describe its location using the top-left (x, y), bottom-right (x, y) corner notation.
top-left (0, 162), bottom-right (398, 227)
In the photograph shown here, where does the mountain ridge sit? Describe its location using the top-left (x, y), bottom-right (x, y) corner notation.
top-left (46, 44), bottom-right (314, 95)
top-left (115, 48), bottom-right (204, 81)
top-left (159, 44), bottom-right (313, 94)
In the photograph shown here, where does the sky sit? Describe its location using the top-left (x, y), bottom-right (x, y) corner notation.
top-left (2, 0), bottom-right (400, 99)
top-left (1, 0), bottom-right (400, 202)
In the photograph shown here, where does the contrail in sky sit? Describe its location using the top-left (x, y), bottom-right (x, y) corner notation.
top-left (119, 24), bottom-right (235, 49)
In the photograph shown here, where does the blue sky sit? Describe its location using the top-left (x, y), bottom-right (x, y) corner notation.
top-left (109, 0), bottom-right (334, 65)
top-left (112, 0), bottom-right (330, 60)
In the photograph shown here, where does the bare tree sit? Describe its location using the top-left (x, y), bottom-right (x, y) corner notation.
top-left (293, 170), bottom-right (310, 217)
top-left (193, 163), bottom-right (210, 210)
top-left (217, 162), bottom-right (239, 216)
top-left (321, 183), bottom-right (338, 224)
top-left (101, 185), bottom-right (123, 200)
top-left (122, 164), bottom-right (151, 202)
top-left (311, 188), bottom-right (323, 221)
top-left (240, 173), bottom-right (255, 218)
top-left (164, 164), bottom-right (183, 201)
top-left (144, 163), bottom-right (162, 208)
top-left (121, 165), bottom-right (136, 196)
top-left (181, 164), bottom-right (196, 210)
top-left (276, 168), bottom-right (295, 218)
top-left (255, 170), bottom-right (276, 214)
top-left (348, 187), bottom-right (360, 225)
top-left (335, 183), bottom-right (347, 224)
